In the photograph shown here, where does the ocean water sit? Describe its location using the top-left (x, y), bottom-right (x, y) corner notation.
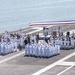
top-left (0, 0), bottom-right (75, 33)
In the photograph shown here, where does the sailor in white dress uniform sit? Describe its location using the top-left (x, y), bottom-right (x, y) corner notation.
top-left (66, 39), bottom-right (69, 49)
top-left (4, 31), bottom-right (9, 38)
top-left (38, 46), bottom-right (41, 57)
top-left (11, 41), bottom-right (14, 53)
top-left (0, 42), bottom-right (4, 55)
top-left (25, 44), bottom-right (29, 56)
top-left (4, 42), bottom-right (8, 54)
top-left (35, 46), bottom-right (39, 57)
top-left (48, 45), bottom-right (52, 57)
top-left (64, 38), bottom-right (67, 49)
top-left (46, 46), bottom-right (49, 57)
top-left (0, 42), bottom-right (1, 55)
top-left (20, 36), bottom-right (24, 48)
top-left (71, 37), bottom-right (75, 49)
top-left (14, 38), bottom-right (18, 52)
top-left (33, 34), bottom-right (37, 44)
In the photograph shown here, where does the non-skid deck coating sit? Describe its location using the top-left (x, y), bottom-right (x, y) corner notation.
top-left (0, 50), bottom-right (74, 75)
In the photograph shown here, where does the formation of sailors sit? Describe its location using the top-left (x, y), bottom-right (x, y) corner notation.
top-left (0, 30), bottom-right (39, 55)
top-left (49, 26), bottom-right (75, 50)
top-left (24, 35), bottom-right (75, 58)
top-left (50, 36), bottom-right (75, 50)
top-left (0, 32), bottom-right (24, 55)
top-left (0, 26), bottom-right (75, 58)
top-left (25, 40), bottom-right (60, 58)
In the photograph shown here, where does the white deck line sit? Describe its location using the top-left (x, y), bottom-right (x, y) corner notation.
top-left (32, 52), bottom-right (75, 75)
top-left (22, 28), bottom-right (32, 32)
top-left (57, 65), bottom-right (75, 75)
top-left (26, 26), bottom-right (51, 34)
top-left (27, 25), bottom-right (52, 34)
top-left (58, 61), bottom-right (75, 66)
top-left (22, 27), bottom-right (42, 32)
top-left (26, 28), bottom-right (42, 34)
top-left (0, 51), bottom-right (24, 64)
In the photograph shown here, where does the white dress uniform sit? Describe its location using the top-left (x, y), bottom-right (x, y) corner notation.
top-left (4, 42), bottom-right (8, 54)
top-left (59, 28), bottom-right (63, 37)
top-left (55, 44), bottom-right (60, 54)
top-left (8, 42), bottom-right (12, 53)
top-left (31, 44), bottom-right (34, 56)
top-left (10, 42), bottom-right (14, 52)
top-left (43, 47), bottom-right (47, 57)
top-left (46, 46), bottom-right (49, 57)
top-left (48, 46), bottom-right (51, 57)
top-left (44, 28), bottom-right (48, 36)
top-left (34, 45), bottom-right (37, 56)
top-left (50, 45), bottom-right (53, 56)
top-left (7, 43), bottom-right (10, 53)
top-left (32, 45), bottom-right (36, 56)
top-left (71, 38), bottom-right (75, 48)
top-left (25, 45), bottom-right (28, 55)
top-left (42, 46), bottom-right (45, 57)
top-left (51, 45), bottom-right (54, 56)
top-left (20, 37), bottom-right (24, 47)
top-left (0, 43), bottom-right (1, 55)
top-left (14, 38), bottom-right (18, 52)
top-left (18, 30), bottom-right (22, 36)
top-left (35, 46), bottom-right (39, 57)
top-left (52, 45), bottom-right (55, 55)
top-left (44, 46), bottom-right (46, 57)
top-left (58, 45), bottom-right (60, 54)
top-left (27, 44), bottom-right (30, 56)
top-left (1, 42), bottom-right (5, 55)
top-left (30, 45), bottom-right (32, 56)
top-left (55, 45), bottom-right (57, 55)
top-left (55, 39), bottom-right (58, 45)
top-left (30, 35), bottom-right (34, 43)
top-left (55, 45), bottom-right (58, 55)
top-left (38, 45), bottom-right (40, 57)
top-left (66, 40), bottom-right (69, 49)
top-left (60, 39), bottom-right (63, 49)
top-left (50, 38), bottom-right (54, 45)
top-left (4, 31), bottom-right (9, 38)
top-left (40, 46), bottom-right (43, 57)
top-left (64, 39), bottom-right (67, 49)
top-left (33, 35), bottom-right (37, 43)
top-left (1, 38), bottom-right (4, 43)
top-left (17, 38), bottom-right (21, 46)
top-left (50, 27), bottom-right (53, 36)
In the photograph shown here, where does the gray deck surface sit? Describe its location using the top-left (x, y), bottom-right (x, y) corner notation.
top-left (0, 25), bottom-right (75, 75)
